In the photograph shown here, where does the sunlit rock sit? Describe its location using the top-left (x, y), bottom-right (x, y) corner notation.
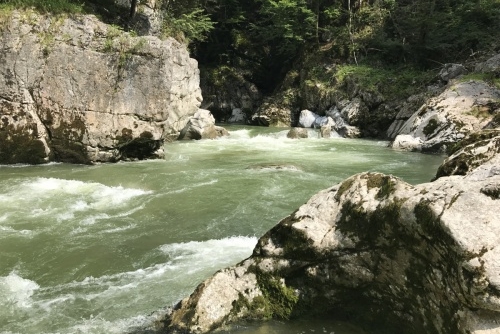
top-left (390, 80), bottom-right (500, 153)
top-left (298, 109), bottom-right (319, 128)
top-left (0, 11), bottom-right (202, 164)
top-left (160, 137), bottom-right (500, 334)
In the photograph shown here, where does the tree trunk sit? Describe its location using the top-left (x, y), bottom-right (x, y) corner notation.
top-left (130, 0), bottom-right (138, 19)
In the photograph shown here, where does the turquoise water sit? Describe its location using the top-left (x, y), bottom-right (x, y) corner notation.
top-left (0, 126), bottom-right (444, 333)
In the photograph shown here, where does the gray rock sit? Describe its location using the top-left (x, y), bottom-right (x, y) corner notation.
top-left (439, 63), bottom-right (467, 82)
top-left (325, 108), bottom-right (360, 138)
top-left (340, 98), bottom-right (368, 126)
top-left (434, 130), bottom-right (500, 180)
top-left (0, 11), bottom-right (202, 164)
top-left (286, 127), bottom-right (308, 139)
top-left (250, 114), bottom-right (271, 127)
top-left (319, 125), bottom-right (331, 138)
top-left (391, 134), bottom-right (423, 151)
top-left (391, 81), bottom-right (500, 153)
top-left (313, 116), bottom-right (334, 129)
top-left (298, 109), bottom-right (319, 128)
top-left (178, 109), bottom-right (228, 140)
top-left (227, 108), bottom-right (246, 124)
top-left (475, 53), bottom-right (500, 74)
top-left (386, 93), bottom-right (434, 139)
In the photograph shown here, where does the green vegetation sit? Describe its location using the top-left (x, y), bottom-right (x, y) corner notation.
top-left (459, 73), bottom-right (500, 89)
top-left (0, 0), bottom-right (85, 15)
top-left (162, 8), bottom-right (214, 44)
top-left (2, 0), bottom-right (499, 128)
top-left (366, 174), bottom-right (397, 200)
top-left (423, 119), bottom-right (441, 136)
top-left (255, 272), bottom-right (299, 320)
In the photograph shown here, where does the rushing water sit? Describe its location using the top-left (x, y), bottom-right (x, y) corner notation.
top-left (0, 126), bottom-right (444, 334)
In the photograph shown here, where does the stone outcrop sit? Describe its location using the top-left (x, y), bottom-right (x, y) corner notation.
top-left (160, 136), bottom-right (500, 334)
top-left (200, 67), bottom-right (262, 123)
top-left (391, 80), bottom-right (500, 153)
top-left (434, 129), bottom-right (500, 180)
top-left (178, 109), bottom-right (228, 140)
top-left (386, 93), bottom-right (432, 139)
top-left (0, 10), bottom-right (201, 164)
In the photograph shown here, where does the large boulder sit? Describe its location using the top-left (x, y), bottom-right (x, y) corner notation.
top-left (178, 109), bottom-right (228, 140)
top-left (160, 138), bottom-right (500, 334)
top-left (0, 11), bottom-right (202, 164)
top-left (340, 97), bottom-right (368, 126)
top-left (475, 54), bottom-right (500, 75)
top-left (386, 93), bottom-right (431, 139)
top-left (391, 80), bottom-right (500, 153)
top-left (439, 63), bottom-right (467, 82)
top-left (298, 109), bottom-right (319, 128)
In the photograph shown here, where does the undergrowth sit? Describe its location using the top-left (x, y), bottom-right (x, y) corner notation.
top-left (0, 0), bottom-right (84, 14)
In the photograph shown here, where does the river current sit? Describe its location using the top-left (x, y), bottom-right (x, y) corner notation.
top-left (0, 126), bottom-right (444, 334)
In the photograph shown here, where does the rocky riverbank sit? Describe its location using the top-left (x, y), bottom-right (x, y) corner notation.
top-left (157, 130), bottom-right (500, 334)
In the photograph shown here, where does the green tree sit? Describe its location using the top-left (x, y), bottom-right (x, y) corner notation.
top-left (254, 0), bottom-right (316, 54)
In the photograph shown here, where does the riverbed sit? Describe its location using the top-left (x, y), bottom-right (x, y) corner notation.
top-left (0, 126), bottom-right (444, 334)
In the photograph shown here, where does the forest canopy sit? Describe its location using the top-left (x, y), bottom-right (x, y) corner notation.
top-left (1, 0), bottom-right (499, 90)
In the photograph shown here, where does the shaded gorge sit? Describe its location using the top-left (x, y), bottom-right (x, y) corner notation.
top-left (0, 126), bottom-right (444, 334)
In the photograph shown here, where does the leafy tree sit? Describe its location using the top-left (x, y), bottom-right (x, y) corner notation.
top-left (253, 0), bottom-right (316, 55)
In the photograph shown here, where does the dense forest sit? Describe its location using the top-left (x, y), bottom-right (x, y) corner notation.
top-left (2, 0), bottom-right (500, 120)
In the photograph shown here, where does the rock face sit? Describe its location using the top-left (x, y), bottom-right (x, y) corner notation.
top-left (0, 11), bottom-right (202, 164)
top-left (391, 80), bottom-right (500, 153)
top-left (161, 138), bottom-right (500, 334)
top-left (434, 129), bottom-right (500, 180)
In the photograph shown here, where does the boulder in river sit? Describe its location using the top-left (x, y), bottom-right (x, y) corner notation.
top-left (159, 134), bottom-right (500, 334)
top-left (178, 109), bottom-right (228, 140)
top-left (298, 109), bottom-right (319, 128)
top-left (286, 127), bottom-right (308, 139)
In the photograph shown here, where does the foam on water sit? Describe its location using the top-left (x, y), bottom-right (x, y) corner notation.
top-left (0, 178), bottom-right (152, 226)
top-left (0, 272), bottom-right (40, 309)
top-left (159, 235), bottom-right (258, 263)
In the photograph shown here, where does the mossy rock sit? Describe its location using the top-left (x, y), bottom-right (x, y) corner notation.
top-left (435, 129), bottom-right (500, 179)
top-left (0, 124), bottom-right (47, 164)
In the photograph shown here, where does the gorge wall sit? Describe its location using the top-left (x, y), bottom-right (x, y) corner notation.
top-left (0, 10), bottom-right (201, 164)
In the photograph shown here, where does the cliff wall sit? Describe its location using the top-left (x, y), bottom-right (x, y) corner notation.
top-left (0, 10), bottom-right (201, 164)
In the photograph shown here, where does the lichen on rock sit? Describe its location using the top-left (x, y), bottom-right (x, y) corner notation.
top-left (160, 143), bottom-right (500, 334)
top-left (0, 10), bottom-right (202, 164)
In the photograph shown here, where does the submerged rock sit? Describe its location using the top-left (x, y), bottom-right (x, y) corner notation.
top-left (286, 127), bottom-right (308, 139)
top-left (160, 138), bottom-right (500, 334)
top-left (0, 11), bottom-right (202, 164)
top-left (246, 163), bottom-right (301, 171)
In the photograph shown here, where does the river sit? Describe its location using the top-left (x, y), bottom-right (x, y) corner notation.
top-left (0, 126), bottom-right (444, 334)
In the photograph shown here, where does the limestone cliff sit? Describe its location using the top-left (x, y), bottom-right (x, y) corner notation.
top-left (160, 135), bottom-right (500, 334)
top-left (0, 10), bottom-right (201, 164)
